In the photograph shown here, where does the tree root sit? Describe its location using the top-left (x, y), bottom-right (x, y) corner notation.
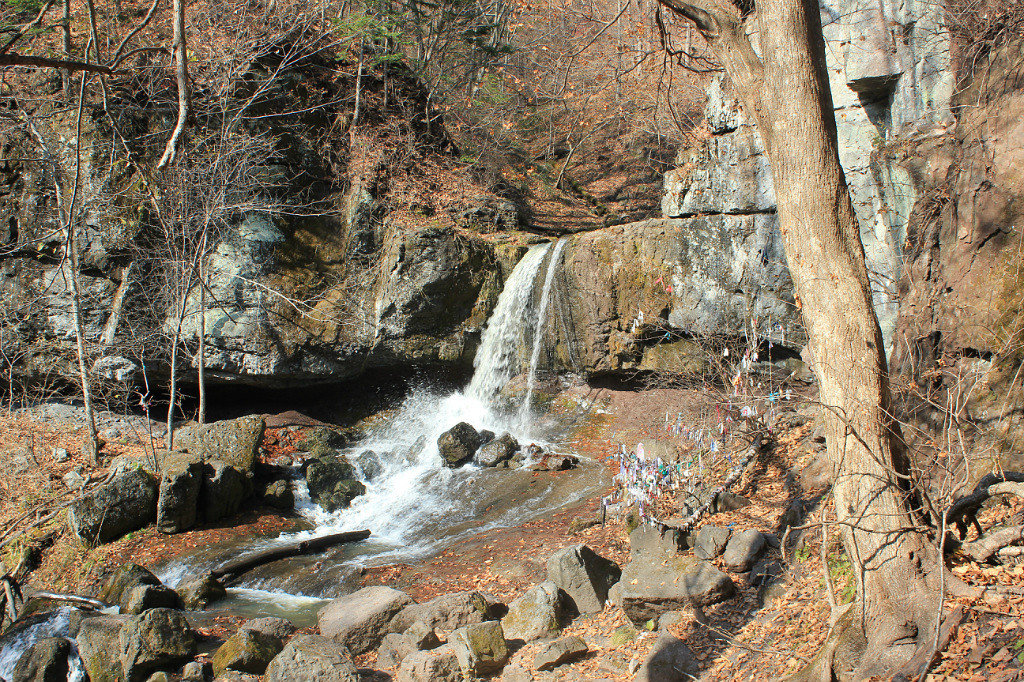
top-left (962, 525), bottom-right (1024, 562)
top-left (945, 472), bottom-right (1024, 542)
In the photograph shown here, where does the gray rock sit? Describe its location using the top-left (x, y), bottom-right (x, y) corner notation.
top-left (356, 450), bottom-right (384, 480)
top-left (546, 545), bottom-right (621, 614)
top-left (378, 621), bottom-right (441, 667)
top-left (264, 635), bottom-right (360, 682)
top-left (389, 590), bottom-right (500, 634)
top-left (395, 644), bottom-right (461, 682)
top-left (633, 631), bottom-right (694, 682)
top-left (534, 635), bottom-right (588, 671)
top-left (618, 555), bottom-right (735, 625)
top-left (317, 586), bottom-right (413, 655)
top-left (475, 433), bottom-right (519, 467)
top-left (11, 636), bottom-right (70, 682)
top-left (156, 453), bottom-right (203, 533)
top-left (175, 416), bottom-right (264, 472)
top-left (629, 523), bottom-right (689, 561)
top-left (260, 479), bottom-right (294, 509)
top-left (437, 422), bottom-right (483, 467)
top-left (62, 468), bottom-right (88, 491)
top-left (52, 448), bottom-right (69, 463)
top-left (199, 460), bottom-right (249, 522)
top-left (241, 617), bottom-right (296, 640)
top-left (122, 584), bottom-right (182, 614)
top-left (721, 530), bottom-right (767, 572)
top-left (144, 674), bottom-right (171, 682)
top-left (119, 608), bottom-right (196, 682)
top-left (501, 581), bottom-right (564, 642)
top-left (693, 526), bottom-right (731, 560)
top-left (93, 356), bottom-right (139, 382)
top-left (715, 491), bottom-right (750, 512)
top-left (181, 660), bottom-right (211, 681)
top-left (177, 574), bottom-right (227, 610)
top-left (99, 563), bottom-right (162, 605)
top-left (304, 455), bottom-right (366, 512)
top-left (212, 628), bottom-right (284, 675)
top-left (68, 468), bottom-right (157, 544)
top-left (450, 620), bottom-right (508, 676)
top-left (77, 614), bottom-right (130, 682)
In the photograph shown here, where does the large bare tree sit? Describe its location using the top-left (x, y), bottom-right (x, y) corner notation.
top-left (654, 0), bottom-right (959, 677)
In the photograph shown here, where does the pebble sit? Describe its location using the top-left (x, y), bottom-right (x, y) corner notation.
top-left (52, 448), bottom-right (70, 462)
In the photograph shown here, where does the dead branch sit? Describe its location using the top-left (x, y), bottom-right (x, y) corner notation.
top-left (962, 525), bottom-right (1024, 563)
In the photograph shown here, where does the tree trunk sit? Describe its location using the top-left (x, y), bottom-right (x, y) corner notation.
top-left (157, 0), bottom-right (190, 169)
top-left (656, 0), bottom-right (943, 677)
top-left (197, 235), bottom-right (206, 425)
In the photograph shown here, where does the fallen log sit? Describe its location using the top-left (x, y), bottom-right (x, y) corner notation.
top-left (25, 591), bottom-right (109, 611)
top-left (211, 529), bottom-right (371, 583)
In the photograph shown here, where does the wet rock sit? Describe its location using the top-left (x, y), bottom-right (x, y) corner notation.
top-left (721, 530), bottom-right (767, 572)
top-left (534, 635), bottom-right (588, 671)
top-left (304, 455), bottom-right (366, 512)
top-left (260, 479), bottom-right (293, 509)
top-left (450, 620), bottom-right (508, 676)
top-left (177, 574), bottom-right (227, 610)
top-left (241, 617), bottom-right (296, 640)
top-left (633, 631), bottom-right (695, 682)
top-left (213, 628), bottom-right (284, 675)
top-left (100, 564), bottom-right (161, 605)
top-left (175, 416), bottom-right (264, 472)
top-left (122, 584), bottom-right (182, 615)
top-left (629, 523), bottom-right (690, 560)
top-left (199, 460), bottom-right (250, 522)
top-left (475, 433), bottom-right (519, 467)
top-left (546, 544), bottom-right (621, 614)
top-left (395, 644), bottom-right (461, 682)
top-left (297, 426), bottom-right (354, 455)
top-left (618, 555), bottom-right (734, 625)
top-left (11, 636), bottom-right (70, 682)
top-left (264, 634), bottom-right (360, 682)
top-left (390, 590), bottom-right (502, 634)
top-left (356, 450), bottom-right (384, 480)
top-left (501, 581), bottom-right (564, 642)
top-left (437, 422), bottom-right (483, 467)
top-left (77, 614), bottom-right (130, 682)
top-left (318, 586), bottom-right (413, 655)
top-left (68, 468), bottom-right (158, 544)
top-left (693, 525), bottom-right (731, 560)
top-left (119, 608), bottom-right (196, 682)
top-left (156, 453), bottom-right (203, 534)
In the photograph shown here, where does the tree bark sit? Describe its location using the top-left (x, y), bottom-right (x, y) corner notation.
top-left (656, 0), bottom-right (943, 676)
top-left (157, 0), bottom-right (190, 169)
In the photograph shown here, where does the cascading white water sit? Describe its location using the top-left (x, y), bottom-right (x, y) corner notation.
top-left (518, 239), bottom-right (566, 433)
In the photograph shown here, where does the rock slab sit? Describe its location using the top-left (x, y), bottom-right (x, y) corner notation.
top-left (534, 635), bottom-right (588, 671)
top-left (390, 590), bottom-right (500, 634)
top-left (618, 555), bottom-right (735, 625)
top-left (156, 453), bottom-right (203, 533)
top-left (318, 586), bottom-right (413, 655)
top-left (264, 635), bottom-right (360, 682)
top-left (546, 544), bottom-right (621, 614)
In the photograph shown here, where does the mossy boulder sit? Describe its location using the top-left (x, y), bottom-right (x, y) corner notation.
top-left (212, 629), bottom-right (284, 675)
top-left (304, 455), bottom-right (365, 512)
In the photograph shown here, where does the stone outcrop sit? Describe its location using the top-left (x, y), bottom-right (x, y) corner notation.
top-left (68, 469), bottom-right (158, 544)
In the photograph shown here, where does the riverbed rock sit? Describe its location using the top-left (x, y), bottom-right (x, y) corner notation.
top-left (264, 635), bottom-right (360, 682)
top-left (534, 635), bottom-right (588, 671)
top-left (475, 433), bottom-right (519, 467)
top-left (119, 608), bottom-right (196, 682)
top-left (156, 453), bottom-right (203, 533)
top-left (99, 563), bottom-right (162, 605)
top-left (122, 584), bottom-right (182, 615)
top-left (377, 622), bottom-right (442, 668)
top-left (213, 628), bottom-right (284, 675)
top-left (356, 450), bottom-right (384, 480)
top-left (693, 525), bottom-right (731, 560)
top-left (721, 530), bottom-right (767, 572)
top-left (68, 468), bottom-right (158, 544)
top-left (501, 581), bottom-right (564, 642)
top-left (241, 617), bottom-right (297, 640)
top-left (617, 555), bottom-right (735, 625)
top-left (77, 615), bottom-right (130, 682)
top-left (177, 574), bottom-right (227, 610)
top-left (318, 586), bottom-right (413, 654)
top-left (527, 454), bottom-right (579, 471)
top-left (11, 636), bottom-right (70, 682)
top-left (395, 644), bottom-right (461, 682)
top-left (633, 631), bottom-right (695, 681)
top-left (199, 459), bottom-right (250, 522)
top-left (175, 416), bottom-right (264, 472)
top-left (437, 422), bottom-right (484, 467)
top-left (304, 455), bottom-right (366, 512)
top-left (546, 544), bottom-right (621, 614)
top-left (389, 590), bottom-right (502, 634)
top-left (260, 479), bottom-right (293, 509)
top-left (450, 620), bottom-right (509, 676)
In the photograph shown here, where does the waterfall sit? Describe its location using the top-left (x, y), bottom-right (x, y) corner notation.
top-left (467, 242), bottom-right (552, 402)
top-left (519, 239), bottom-right (566, 431)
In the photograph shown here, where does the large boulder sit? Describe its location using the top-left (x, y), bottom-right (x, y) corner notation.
top-left (617, 555), bottom-right (735, 625)
top-left (156, 453), bottom-right (203, 533)
top-left (395, 644), bottom-right (461, 682)
top-left (721, 530), bottom-right (768, 572)
top-left (98, 564), bottom-right (161, 606)
top-left (389, 590), bottom-right (501, 634)
top-left (212, 628), bottom-right (284, 675)
top-left (437, 422), bottom-right (483, 467)
top-left (263, 635), bottom-right (360, 682)
top-left (693, 526), bottom-right (731, 561)
top-left (199, 460), bottom-right (250, 522)
top-left (77, 614), bottom-right (130, 682)
top-left (177, 574), bottom-right (227, 610)
top-left (633, 631), bottom-right (695, 681)
top-left (11, 636), bottom-right (70, 682)
top-left (546, 545), bottom-right (621, 614)
top-left (304, 455), bottom-right (366, 512)
top-left (122, 584), bottom-right (182, 615)
top-left (500, 581), bottom-right (564, 642)
top-left (475, 433), bottom-right (519, 467)
top-left (118, 608), bottom-right (196, 682)
top-left (449, 621), bottom-right (509, 676)
top-left (240, 617), bottom-right (296, 641)
top-left (68, 468), bottom-right (158, 544)
top-left (175, 416), bottom-right (264, 472)
top-left (317, 586), bottom-right (413, 655)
